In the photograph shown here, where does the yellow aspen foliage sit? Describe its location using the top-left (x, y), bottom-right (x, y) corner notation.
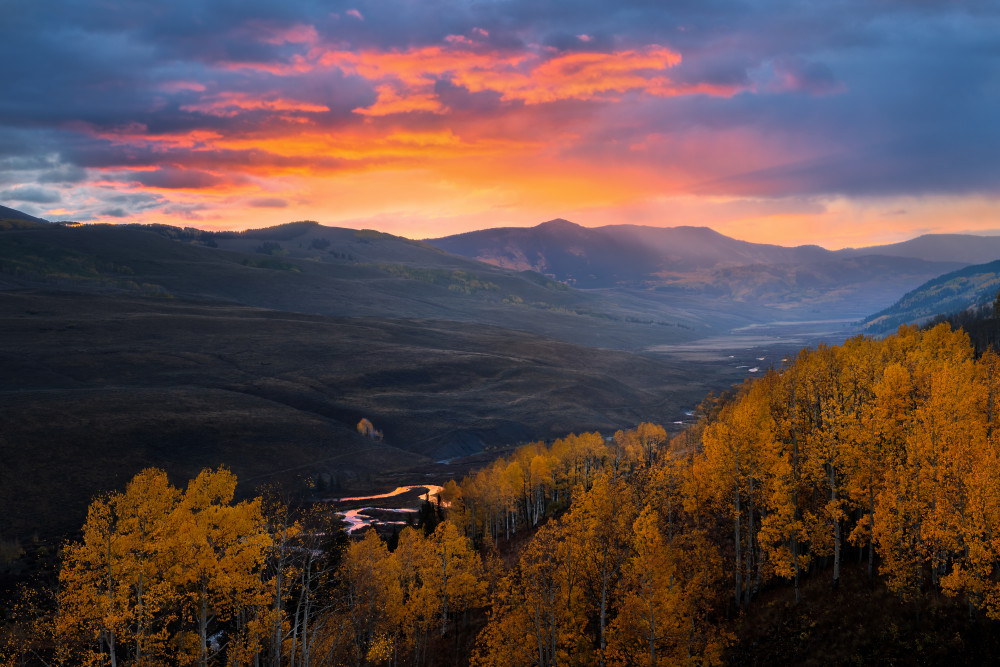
top-left (700, 378), bottom-right (776, 609)
top-left (568, 472), bottom-right (636, 666)
top-left (168, 468), bottom-right (273, 667)
top-left (55, 467), bottom-right (274, 667)
top-left (1, 582), bottom-right (55, 666)
top-left (391, 526), bottom-right (435, 659)
top-left (473, 515), bottom-right (586, 667)
top-left (419, 521), bottom-right (486, 637)
top-left (340, 528), bottom-right (398, 664)
top-left (57, 468), bottom-right (180, 666)
top-left (607, 507), bottom-right (688, 667)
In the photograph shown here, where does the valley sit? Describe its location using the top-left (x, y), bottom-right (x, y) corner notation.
top-left (1, 213), bottom-right (998, 548)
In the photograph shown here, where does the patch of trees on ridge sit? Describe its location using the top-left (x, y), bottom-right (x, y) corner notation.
top-left (926, 289), bottom-right (1000, 357)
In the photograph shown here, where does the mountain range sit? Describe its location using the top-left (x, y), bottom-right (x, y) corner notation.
top-left (427, 219), bottom-right (997, 319)
top-left (429, 219), bottom-right (832, 283)
top-left (430, 219), bottom-right (1000, 278)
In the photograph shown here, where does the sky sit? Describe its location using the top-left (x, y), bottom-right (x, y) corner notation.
top-left (2, 0), bottom-right (999, 248)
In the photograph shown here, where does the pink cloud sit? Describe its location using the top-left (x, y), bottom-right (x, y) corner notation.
top-left (258, 23), bottom-right (319, 46)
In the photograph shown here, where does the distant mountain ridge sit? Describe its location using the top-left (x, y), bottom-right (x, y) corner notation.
top-left (840, 234), bottom-right (1000, 265)
top-left (427, 219), bottom-right (834, 287)
top-left (4, 207), bottom-right (995, 326)
top-left (426, 219), bottom-right (984, 318)
top-left (429, 220), bottom-right (1000, 285)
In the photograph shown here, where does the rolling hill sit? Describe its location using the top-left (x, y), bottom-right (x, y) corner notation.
top-left (0, 220), bottom-right (714, 351)
top-left (426, 219), bottom-right (832, 287)
top-left (0, 205), bottom-right (50, 227)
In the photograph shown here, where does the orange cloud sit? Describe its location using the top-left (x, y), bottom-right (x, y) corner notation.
top-left (320, 44), bottom-right (691, 112)
top-left (318, 45), bottom-right (529, 87)
top-left (181, 92), bottom-right (329, 117)
top-left (213, 40), bottom-right (739, 116)
top-left (353, 84), bottom-right (445, 116)
top-left (508, 47), bottom-right (683, 103)
top-left (209, 127), bottom-right (540, 171)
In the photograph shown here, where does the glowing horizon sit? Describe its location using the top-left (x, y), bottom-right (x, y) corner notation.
top-left (2, 1), bottom-right (999, 250)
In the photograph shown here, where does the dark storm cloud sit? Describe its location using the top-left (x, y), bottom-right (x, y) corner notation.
top-left (0, 186), bottom-right (62, 204)
top-left (37, 166), bottom-right (89, 184)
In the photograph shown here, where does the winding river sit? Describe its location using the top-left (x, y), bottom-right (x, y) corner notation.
top-left (333, 485), bottom-right (445, 534)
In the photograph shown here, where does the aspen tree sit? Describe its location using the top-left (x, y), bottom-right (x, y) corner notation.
top-left (168, 468), bottom-right (272, 667)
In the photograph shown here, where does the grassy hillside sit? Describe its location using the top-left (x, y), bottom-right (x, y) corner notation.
top-left (654, 255), bottom-right (963, 318)
top-left (0, 290), bottom-right (726, 542)
top-left (0, 222), bottom-right (709, 350)
top-left (862, 259), bottom-right (1000, 333)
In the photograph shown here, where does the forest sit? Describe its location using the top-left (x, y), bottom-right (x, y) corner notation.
top-left (6, 322), bottom-right (1000, 665)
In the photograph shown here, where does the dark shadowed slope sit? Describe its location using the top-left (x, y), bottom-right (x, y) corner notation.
top-left (0, 204), bottom-right (49, 225)
top-left (0, 222), bottom-right (710, 349)
top-left (0, 291), bottom-right (719, 540)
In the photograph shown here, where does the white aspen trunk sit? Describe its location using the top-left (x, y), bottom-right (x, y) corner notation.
top-left (734, 491), bottom-right (742, 611)
top-left (440, 537), bottom-right (449, 636)
top-left (199, 582), bottom-right (209, 667)
top-left (831, 466), bottom-right (840, 590)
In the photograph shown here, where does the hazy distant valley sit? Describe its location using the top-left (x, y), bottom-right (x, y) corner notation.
top-left (2, 208), bottom-right (998, 541)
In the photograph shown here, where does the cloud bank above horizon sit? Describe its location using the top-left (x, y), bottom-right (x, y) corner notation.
top-left (2, 0), bottom-right (999, 248)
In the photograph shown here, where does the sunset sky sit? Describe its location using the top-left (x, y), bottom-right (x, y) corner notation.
top-left (2, 0), bottom-right (999, 248)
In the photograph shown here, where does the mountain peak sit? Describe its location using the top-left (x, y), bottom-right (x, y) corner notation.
top-left (536, 218), bottom-right (582, 230)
